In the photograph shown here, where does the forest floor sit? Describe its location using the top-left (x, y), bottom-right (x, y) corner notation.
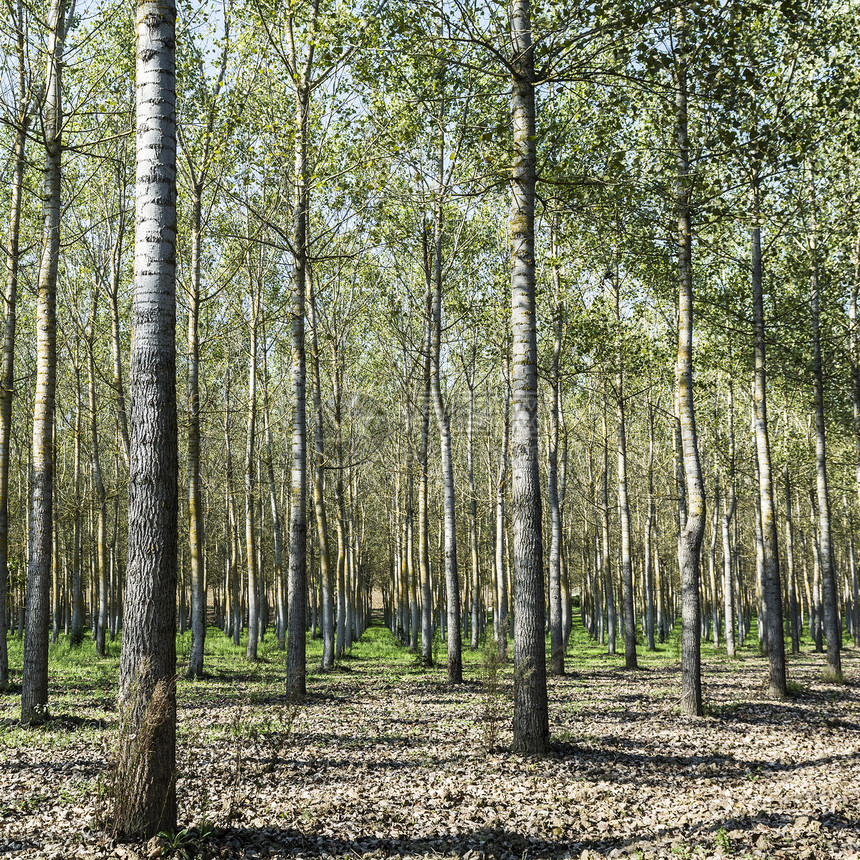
top-left (0, 620), bottom-right (858, 860)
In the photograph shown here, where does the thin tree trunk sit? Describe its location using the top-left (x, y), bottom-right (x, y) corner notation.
top-left (751, 182), bottom-right (785, 695)
top-left (418, 259), bottom-right (433, 667)
top-left (88, 307), bottom-right (108, 658)
top-left (244, 275), bottom-right (259, 662)
top-left (285, 81), bottom-right (309, 699)
top-left (334, 361), bottom-right (347, 660)
top-left (809, 185), bottom-right (841, 679)
top-left (186, 183), bottom-right (206, 678)
top-left (428, 175), bottom-right (461, 684)
top-left (643, 401), bottom-right (657, 651)
top-left (674, 8), bottom-right (704, 716)
top-left (548, 226), bottom-right (564, 675)
top-left (466, 363), bottom-right (480, 650)
top-left (0, 0), bottom-right (29, 688)
top-left (601, 401), bottom-right (615, 655)
top-left (613, 253), bottom-right (636, 670)
top-left (495, 358), bottom-right (510, 656)
top-left (308, 273), bottom-right (333, 668)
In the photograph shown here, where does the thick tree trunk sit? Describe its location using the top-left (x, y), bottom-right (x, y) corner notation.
top-left (674, 10), bottom-right (704, 717)
top-left (510, 0), bottom-right (548, 754)
top-left (116, 0), bottom-right (178, 835)
top-left (22, 0), bottom-right (66, 725)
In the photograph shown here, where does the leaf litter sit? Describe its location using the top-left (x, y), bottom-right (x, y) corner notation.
top-left (0, 639), bottom-right (858, 860)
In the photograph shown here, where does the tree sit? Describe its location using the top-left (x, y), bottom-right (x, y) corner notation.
top-left (114, 0), bottom-right (179, 835)
top-left (672, 6), bottom-right (704, 718)
top-left (0, 0), bottom-right (30, 689)
top-left (510, 0), bottom-right (549, 755)
top-left (21, 0), bottom-right (67, 725)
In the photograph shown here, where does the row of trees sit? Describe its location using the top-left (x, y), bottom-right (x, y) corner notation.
top-left (3, 0), bottom-right (860, 838)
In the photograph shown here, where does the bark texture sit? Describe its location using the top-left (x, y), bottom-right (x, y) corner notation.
top-left (115, 0), bottom-right (178, 835)
top-left (510, 0), bottom-right (548, 754)
top-left (674, 11), bottom-right (703, 717)
top-left (750, 192), bottom-right (786, 696)
top-left (22, 0), bottom-right (66, 725)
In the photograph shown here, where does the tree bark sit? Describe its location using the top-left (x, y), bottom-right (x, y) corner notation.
top-left (613, 254), bottom-right (636, 669)
top-left (809, 207), bottom-right (841, 679)
top-left (750, 181), bottom-right (786, 696)
top-left (510, 0), bottom-right (548, 754)
top-left (674, 8), bottom-right (704, 717)
top-left (548, 227), bottom-right (564, 675)
top-left (308, 273), bottom-right (334, 669)
top-left (418, 254), bottom-right (434, 667)
top-left (88, 307), bottom-right (108, 658)
top-left (116, 0), bottom-right (178, 834)
top-left (244, 276), bottom-right (259, 662)
top-left (643, 401), bottom-right (657, 651)
top-left (0, 0), bottom-right (29, 688)
top-left (428, 175), bottom-right (462, 684)
top-left (495, 358), bottom-right (510, 657)
top-left (186, 183), bottom-right (206, 678)
top-left (285, 80), bottom-right (309, 699)
top-left (22, 0), bottom-right (66, 725)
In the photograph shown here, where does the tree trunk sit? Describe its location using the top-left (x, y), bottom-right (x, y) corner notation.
top-left (613, 258), bottom-right (636, 670)
top-left (244, 279), bottom-right (259, 662)
top-left (418, 257), bottom-right (434, 667)
top-left (334, 362), bottom-right (348, 660)
top-left (510, 0), bottom-right (548, 754)
top-left (548, 228), bottom-right (564, 675)
top-left (285, 82), bottom-right (309, 699)
top-left (428, 175), bottom-right (462, 684)
top-left (466, 363), bottom-right (480, 650)
top-left (643, 401), bottom-right (657, 651)
top-left (116, 0), bottom-right (178, 834)
top-left (751, 182), bottom-right (786, 696)
top-left (0, 0), bottom-right (28, 688)
top-left (809, 186), bottom-right (841, 680)
top-left (674, 9), bottom-right (704, 717)
top-left (601, 402), bottom-right (615, 656)
top-left (186, 183), bottom-right (206, 679)
top-left (495, 359), bottom-right (510, 657)
top-left (88, 308), bottom-right (109, 658)
top-left (308, 273), bottom-right (333, 669)
top-left (22, 0), bottom-right (66, 725)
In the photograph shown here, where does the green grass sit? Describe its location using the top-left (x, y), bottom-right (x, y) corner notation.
top-left (0, 607), bottom-right (850, 721)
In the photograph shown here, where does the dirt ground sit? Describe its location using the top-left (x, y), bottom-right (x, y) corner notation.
top-left (1, 636), bottom-right (858, 860)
